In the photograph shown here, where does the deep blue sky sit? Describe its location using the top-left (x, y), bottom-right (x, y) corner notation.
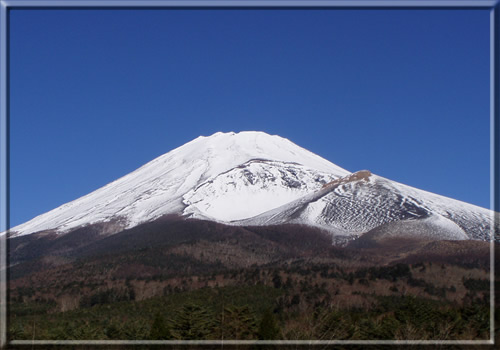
top-left (9, 8), bottom-right (490, 227)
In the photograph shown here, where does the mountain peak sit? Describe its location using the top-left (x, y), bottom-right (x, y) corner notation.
top-left (206, 130), bottom-right (269, 137)
top-left (197, 130), bottom-right (282, 143)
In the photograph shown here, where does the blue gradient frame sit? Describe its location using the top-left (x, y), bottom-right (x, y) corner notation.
top-left (0, 0), bottom-right (498, 347)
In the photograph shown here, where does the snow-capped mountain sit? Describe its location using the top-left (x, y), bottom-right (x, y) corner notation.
top-left (8, 131), bottom-right (348, 237)
top-left (7, 131), bottom-right (496, 242)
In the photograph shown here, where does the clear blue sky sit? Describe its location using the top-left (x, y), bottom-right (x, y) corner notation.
top-left (9, 8), bottom-right (491, 227)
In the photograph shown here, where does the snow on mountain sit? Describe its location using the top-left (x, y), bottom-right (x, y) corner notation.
top-left (237, 170), bottom-right (495, 241)
top-left (6, 131), bottom-right (495, 243)
top-left (363, 214), bottom-right (469, 241)
top-left (8, 131), bottom-right (349, 237)
top-left (182, 160), bottom-right (337, 222)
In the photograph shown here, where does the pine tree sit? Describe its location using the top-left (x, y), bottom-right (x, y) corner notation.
top-left (218, 305), bottom-right (258, 340)
top-left (171, 303), bottom-right (215, 340)
top-left (150, 312), bottom-right (172, 340)
top-left (258, 309), bottom-right (280, 340)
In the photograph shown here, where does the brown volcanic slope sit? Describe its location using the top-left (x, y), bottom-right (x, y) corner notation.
top-left (347, 233), bottom-right (491, 269)
top-left (9, 213), bottom-right (491, 273)
top-left (8, 216), bottom-right (491, 310)
top-left (8, 216), bottom-right (338, 279)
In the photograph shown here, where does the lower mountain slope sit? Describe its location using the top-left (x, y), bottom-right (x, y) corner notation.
top-left (9, 215), bottom-right (491, 281)
top-left (8, 216), bottom-right (493, 341)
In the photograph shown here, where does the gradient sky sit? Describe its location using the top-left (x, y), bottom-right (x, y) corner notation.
top-left (8, 8), bottom-right (491, 227)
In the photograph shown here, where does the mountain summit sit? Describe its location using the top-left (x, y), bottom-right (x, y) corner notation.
top-left (8, 131), bottom-right (496, 242)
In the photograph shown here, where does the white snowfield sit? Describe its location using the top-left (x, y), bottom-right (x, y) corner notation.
top-left (5, 131), bottom-right (496, 242)
top-left (183, 160), bottom-right (338, 222)
top-left (7, 131), bottom-right (349, 237)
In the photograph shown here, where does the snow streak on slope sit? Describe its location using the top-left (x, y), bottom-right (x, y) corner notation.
top-left (364, 214), bottom-right (469, 241)
top-left (9, 131), bottom-right (349, 237)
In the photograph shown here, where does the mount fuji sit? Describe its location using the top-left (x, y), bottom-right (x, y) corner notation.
top-left (6, 131), bottom-right (497, 243)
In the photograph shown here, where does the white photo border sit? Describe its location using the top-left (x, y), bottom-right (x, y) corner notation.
top-left (0, 0), bottom-right (498, 347)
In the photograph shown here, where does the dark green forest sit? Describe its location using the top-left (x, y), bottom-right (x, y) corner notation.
top-left (9, 271), bottom-right (493, 341)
